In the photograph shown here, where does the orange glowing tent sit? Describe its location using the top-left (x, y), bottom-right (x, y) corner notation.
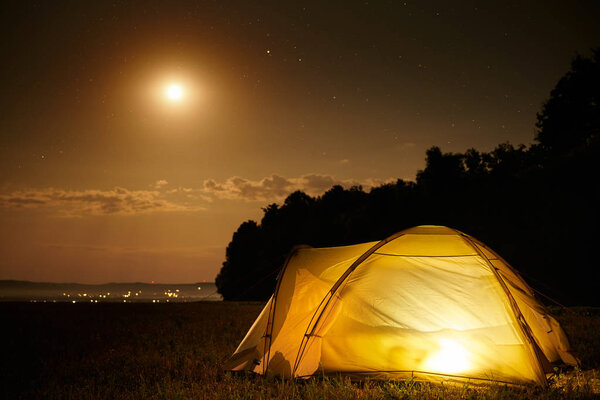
top-left (225, 225), bottom-right (578, 385)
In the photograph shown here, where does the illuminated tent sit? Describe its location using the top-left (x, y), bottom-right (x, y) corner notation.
top-left (225, 225), bottom-right (578, 385)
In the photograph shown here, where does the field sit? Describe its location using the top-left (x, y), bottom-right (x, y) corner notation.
top-left (1, 303), bottom-right (599, 400)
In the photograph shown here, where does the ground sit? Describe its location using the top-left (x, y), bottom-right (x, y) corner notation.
top-left (0, 303), bottom-right (598, 399)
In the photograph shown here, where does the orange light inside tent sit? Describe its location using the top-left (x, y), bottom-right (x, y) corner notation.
top-left (424, 339), bottom-right (470, 374)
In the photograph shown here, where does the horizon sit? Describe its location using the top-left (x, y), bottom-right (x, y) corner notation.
top-left (0, 279), bottom-right (221, 302)
top-left (0, 279), bottom-right (215, 285)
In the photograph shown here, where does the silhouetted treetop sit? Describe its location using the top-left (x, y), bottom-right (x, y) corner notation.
top-left (216, 48), bottom-right (600, 305)
top-left (536, 48), bottom-right (600, 153)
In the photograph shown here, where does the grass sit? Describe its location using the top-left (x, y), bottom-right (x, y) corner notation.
top-left (0, 302), bottom-right (598, 399)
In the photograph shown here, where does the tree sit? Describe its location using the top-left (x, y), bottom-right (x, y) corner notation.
top-left (535, 48), bottom-right (600, 153)
top-left (215, 220), bottom-right (263, 300)
top-left (416, 146), bottom-right (466, 191)
top-left (216, 48), bottom-right (600, 305)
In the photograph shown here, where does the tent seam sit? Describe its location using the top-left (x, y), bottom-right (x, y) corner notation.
top-left (262, 244), bottom-right (312, 374)
top-left (291, 231), bottom-right (408, 376)
top-left (454, 230), bottom-right (549, 386)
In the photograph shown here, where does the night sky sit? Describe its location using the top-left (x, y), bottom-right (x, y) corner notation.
top-left (1, 1), bottom-right (599, 283)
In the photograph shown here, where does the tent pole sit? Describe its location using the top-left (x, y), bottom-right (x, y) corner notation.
top-left (457, 231), bottom-right (550, 386)
top-left (262, 245), bottom-right (311, 375)
top-left (292, 231), bottom-right (407, 376)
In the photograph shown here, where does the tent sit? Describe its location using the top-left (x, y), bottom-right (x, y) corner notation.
top-left (225, 225), bottom-right (578, 385)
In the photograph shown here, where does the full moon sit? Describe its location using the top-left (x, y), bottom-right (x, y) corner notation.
top-left (167, 85), bottom-right (183, 100)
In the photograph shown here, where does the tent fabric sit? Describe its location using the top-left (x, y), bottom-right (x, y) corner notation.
top-left (224, 225), bottom-right (578, 386)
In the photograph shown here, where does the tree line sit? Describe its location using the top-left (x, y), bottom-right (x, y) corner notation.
top-left (216, 49), bottom-right (600, 305)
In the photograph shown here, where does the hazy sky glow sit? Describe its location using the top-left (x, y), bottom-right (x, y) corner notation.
top-left (1, 1), bottom-right (599, 283)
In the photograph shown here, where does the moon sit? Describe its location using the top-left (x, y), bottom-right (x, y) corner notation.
top-left (167, 84), bottom-right (183, 100)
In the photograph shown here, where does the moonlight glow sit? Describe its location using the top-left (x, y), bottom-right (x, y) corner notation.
top-left (167, 85), bottom-right (183, 100)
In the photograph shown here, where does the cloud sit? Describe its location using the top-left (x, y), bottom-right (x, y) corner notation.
top-left (202, 174), bottom-right (394, 202)
top-left (166, 186), bottom-right (212, 202)
top-left (1, 174), bottom-right (396, 215)
top-left (0, 187), bottom-right (203, 216)
top-left (151, 179), bottom-right (169, 188)
top-left (202, 175), bottom-right (294, 201)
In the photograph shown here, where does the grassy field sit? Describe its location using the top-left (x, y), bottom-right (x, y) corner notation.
top-left (1, 303), bottom-right (599, 399)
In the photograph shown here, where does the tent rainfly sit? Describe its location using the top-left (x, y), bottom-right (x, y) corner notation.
top-left (225, 225), bottom-right (578, 386)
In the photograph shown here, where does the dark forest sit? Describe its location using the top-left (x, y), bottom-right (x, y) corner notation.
top-left (216, 49), bottom-right (600, 305)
